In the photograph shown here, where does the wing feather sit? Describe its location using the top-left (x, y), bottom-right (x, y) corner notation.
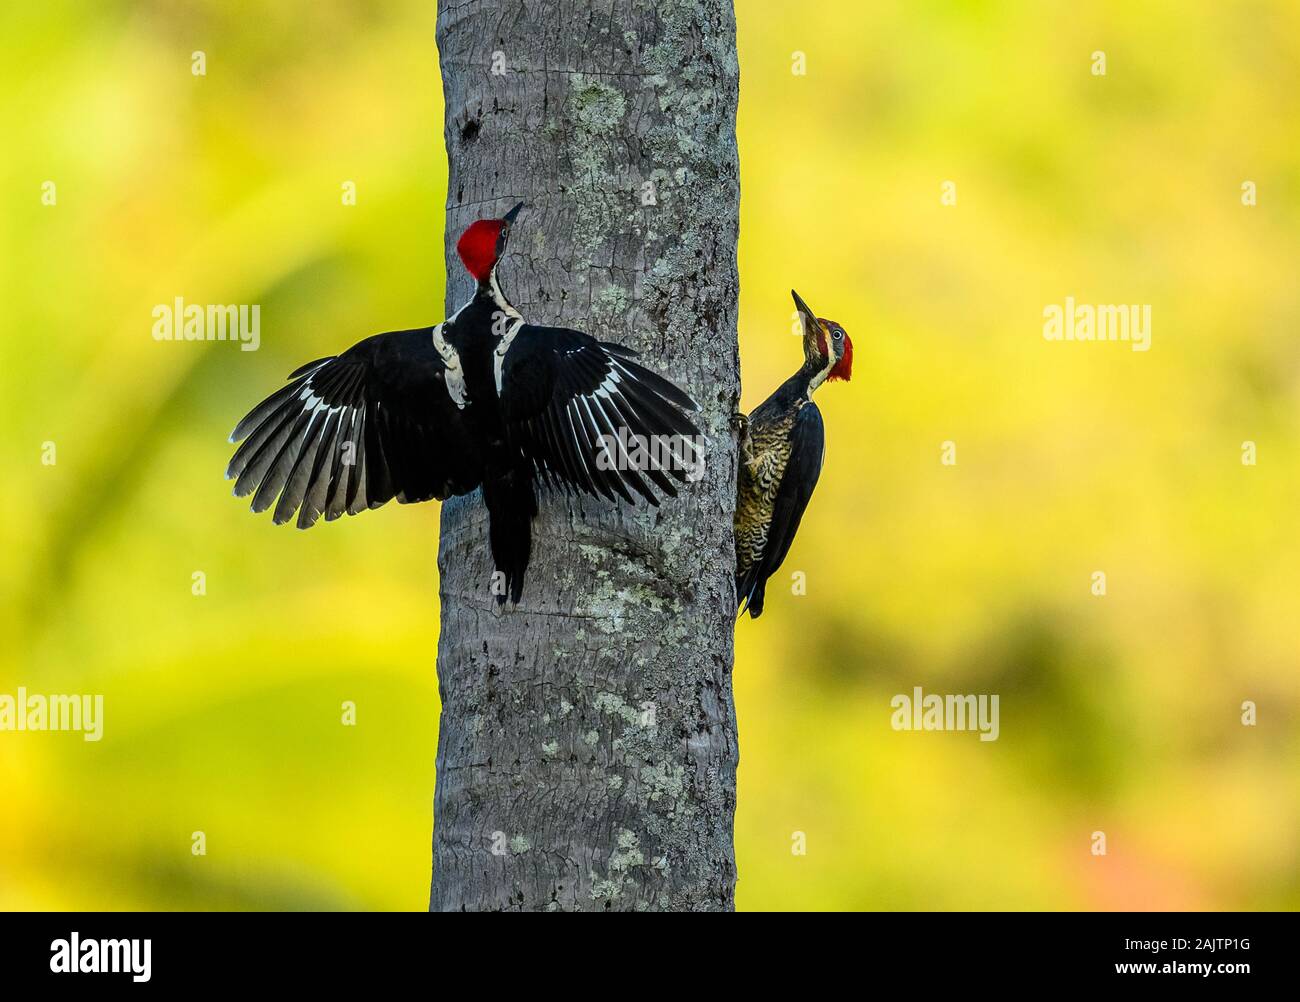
top-left (738, 402), bottom-right (825, 617)
top-left (227, 328), bottom-right (481, 527)
top-left (500, 325), bottom-right (701, 505)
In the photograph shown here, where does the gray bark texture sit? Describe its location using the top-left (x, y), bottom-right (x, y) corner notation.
top-left (429, 0), bottom-right (741, 911)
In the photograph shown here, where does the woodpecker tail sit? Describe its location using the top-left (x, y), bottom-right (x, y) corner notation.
top-left (736, 571), bottom-right (767, 619)
top-left (482, 467), bottom-right (537, 605)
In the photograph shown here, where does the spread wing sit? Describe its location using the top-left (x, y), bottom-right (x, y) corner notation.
top-left (225, 327), bottom-right (481, 528)
top-left (499, 325), bottom-right (702, 505)
top-left (738, 401), bottom-right (824, 616)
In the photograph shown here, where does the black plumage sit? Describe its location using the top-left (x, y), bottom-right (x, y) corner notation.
top-left (226, 205), bottom-right (702, 604)
top-left (500, 325), bottom-right (702, 506)
top-left (226, 328), bottom-right (481, 529)
top-left (736, 401), bottom-right (824, 617)
top-left (735, 290), bottom-right (851, 618)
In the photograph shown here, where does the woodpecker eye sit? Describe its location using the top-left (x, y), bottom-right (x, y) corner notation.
top-left (832, 329), bottom-right (843, 341)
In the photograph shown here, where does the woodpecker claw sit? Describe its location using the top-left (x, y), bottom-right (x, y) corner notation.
top-left (733, 411), bottom-right (754, 464)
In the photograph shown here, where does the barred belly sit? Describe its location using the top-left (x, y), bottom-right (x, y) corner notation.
top-left (735, 410), bottom-right (798, 578)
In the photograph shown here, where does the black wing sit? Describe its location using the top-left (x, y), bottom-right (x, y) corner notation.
top-left (225, 327), bottom-right (481, 529)
top-left (738, 401), bottom-right (825, 617)
top-left (499, 325), bottom-right (702, 505)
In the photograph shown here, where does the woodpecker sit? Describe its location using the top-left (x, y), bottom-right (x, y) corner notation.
top-left (226, 203), bottom-right (702, 604)
top-left (735, 289), bottom-right (852, 618)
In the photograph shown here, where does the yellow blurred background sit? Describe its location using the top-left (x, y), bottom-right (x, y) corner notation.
top-left (2, 0), bottom-right (1297, 910)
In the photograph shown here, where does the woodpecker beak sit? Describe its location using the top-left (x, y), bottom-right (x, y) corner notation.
top-left (494, 203), bottom-right (524, 260)
top-left (791, 289), bottom-right (819, 334)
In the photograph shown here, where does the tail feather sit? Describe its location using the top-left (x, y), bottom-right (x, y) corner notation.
top-left (736, 572), bottom-right (766, 619)
top-left (483, 469), bottom-right (537, 605)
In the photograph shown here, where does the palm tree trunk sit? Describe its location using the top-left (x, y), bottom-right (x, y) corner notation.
top-left (430, 0), bottom-right (740, 911)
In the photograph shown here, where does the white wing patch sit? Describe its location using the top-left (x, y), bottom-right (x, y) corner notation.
top-left (594, 367), bottom-right (623, 399)
top-left (493, 317), bottom-right (526, 393)
top-left (431, 322), bottom-right (467, 408)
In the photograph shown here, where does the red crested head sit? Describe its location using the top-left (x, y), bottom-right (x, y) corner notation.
top-left (828, 327), bottom-right (853, 382)
top-left (456, 202), bottom-right (523, 283)
top-left (456, 219), bottom-right (504, 283)
top-left (792, 289), bottom-right (852, 385)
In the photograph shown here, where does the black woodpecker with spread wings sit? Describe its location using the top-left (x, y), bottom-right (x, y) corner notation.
top-left (735, 290), bottom-right (852, 618)
top-left (226, 203), bottom-right (702, 604)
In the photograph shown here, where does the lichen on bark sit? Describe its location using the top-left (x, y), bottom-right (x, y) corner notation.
top-left (430, 0), bottom-right (740, 912)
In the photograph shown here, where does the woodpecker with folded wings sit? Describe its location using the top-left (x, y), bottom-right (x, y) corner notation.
top-left (735, 290), bottom-right (852, 618)
top-left (226, 203), bottom-right (702, 604)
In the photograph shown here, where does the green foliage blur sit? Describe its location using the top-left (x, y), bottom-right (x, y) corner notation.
top-left (2, 0), bottom-right (1297, 910)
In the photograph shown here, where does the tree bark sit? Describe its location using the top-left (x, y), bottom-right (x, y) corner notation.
top-left (430, 0), bottom-right (740, 911)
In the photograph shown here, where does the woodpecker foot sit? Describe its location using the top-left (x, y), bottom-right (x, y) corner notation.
top-left (733, 411), bottom-right (754, 464)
